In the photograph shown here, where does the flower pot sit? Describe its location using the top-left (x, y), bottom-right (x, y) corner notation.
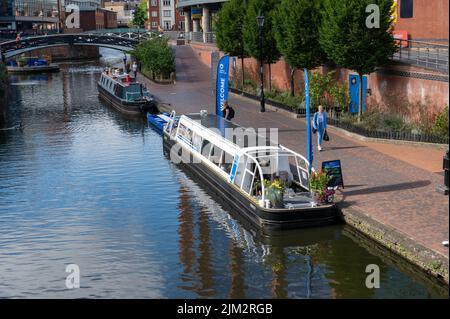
top-left (266, 187), bottom-right (284, 209)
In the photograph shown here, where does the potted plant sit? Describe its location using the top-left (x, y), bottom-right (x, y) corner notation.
top-left (264, 179), bottom-right (286, 209)
top-left (310, 170), bottom-right (334, 204)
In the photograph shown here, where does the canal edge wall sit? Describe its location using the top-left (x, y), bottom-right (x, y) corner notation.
top-left (0, 63), bottom-right (7, 112)
top-left (338, 204), bottom-right (449, 285)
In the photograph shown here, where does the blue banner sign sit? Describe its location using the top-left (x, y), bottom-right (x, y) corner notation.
top-left (304, 68), bottom-right (313, 171)
top-left (216, 55), bottom-right (230, 118)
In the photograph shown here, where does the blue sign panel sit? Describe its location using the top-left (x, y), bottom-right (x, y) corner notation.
top-left (216, 55), bottom-right (230, 118)
top-left (304, 69), bottom-right (313, 171)
top-left (349, 74), bottom-right (367, 114)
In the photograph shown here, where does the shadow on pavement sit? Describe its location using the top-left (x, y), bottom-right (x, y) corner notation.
top-left (343, 180), bottom-right (432, 196)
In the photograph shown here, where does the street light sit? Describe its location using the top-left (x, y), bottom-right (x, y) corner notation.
top-left (256, 12), bottom-right (265, 113)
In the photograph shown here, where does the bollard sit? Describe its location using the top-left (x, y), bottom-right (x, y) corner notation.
top-left (437, 150), bottom-right (449, 195)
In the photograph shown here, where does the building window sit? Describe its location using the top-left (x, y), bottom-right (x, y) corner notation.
top-left (163, 0), bottom-right (171, 6)
top-left (151, 0), bottom-right (157, 6)
top-left (163, 20), bottom-right (171, 30)
top-left (152, 11), bottom-right (158, 17)
top-left (400, 0), bottom-right (413, 19)
top-left (163, 10), bottom-right (171, 17)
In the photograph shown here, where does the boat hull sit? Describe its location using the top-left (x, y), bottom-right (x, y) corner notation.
top-left (98, 83), bottom-right (158, 116)
top-left (163, 135), bottom-right (338, 230)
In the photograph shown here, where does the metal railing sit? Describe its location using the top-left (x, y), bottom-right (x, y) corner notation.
top-left (0, 34), bottom-right (140, 60)
top-left (393, 39), bottom-right (449, 73)
top-left (176, 32), bottom-right (216, 44)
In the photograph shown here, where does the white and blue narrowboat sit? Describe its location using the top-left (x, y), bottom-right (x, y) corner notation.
top-left (162, 112), bottom-right (337, 230)
top-left (98, 71), bottom-right (157, 116)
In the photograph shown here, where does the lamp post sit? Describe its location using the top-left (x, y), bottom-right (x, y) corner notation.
top-left (56, 0), bottom-right (62, 33)
top-left (256, 13), bottom-right (265, 113)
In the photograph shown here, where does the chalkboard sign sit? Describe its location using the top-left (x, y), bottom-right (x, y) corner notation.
top-left (322, 160), bottom-right (344, 189)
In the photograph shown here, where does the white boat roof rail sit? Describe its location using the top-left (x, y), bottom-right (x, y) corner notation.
top-left (178, 114), bottom-right (241, 155)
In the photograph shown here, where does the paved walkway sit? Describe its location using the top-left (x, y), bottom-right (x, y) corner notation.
top-left (139, 45), bottom-right (449, 277)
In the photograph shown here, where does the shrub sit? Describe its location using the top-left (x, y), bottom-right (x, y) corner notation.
top-left (381, 114), bottom-right (409, 132)
top-left (309, 71), bottom-right (334, 107)
top-left (329, 82), bottom-right (349, 112)
top-left (432, 106), bottom-right (449, 138)
top-left (266, 90), bottom-right (305, 110)
top-left (133, 38), bottom-right (175, 79)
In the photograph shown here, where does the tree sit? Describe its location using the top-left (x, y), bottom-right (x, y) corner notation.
top-left (133, 38), bottom-right (175, 78)
top-left (132, 0), bottom-right (148, 29)
top-left (273, 0), bottom-right (326, 97)
top-left (243, 0), bottom-right (280, 91)
top-left (320, 0), bottom-right (396, 121)
top-left (214, 0), bottom-right (249, 90)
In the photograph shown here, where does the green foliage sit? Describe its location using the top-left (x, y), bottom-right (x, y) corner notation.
top-left (132, 0), bottom-right (148, 28)
top-left (320, 0), bottom-right (396, 119)
top-left (266, 90), bottom-right (305, 110)
top-left (243, 0), bottom-right (280, 65)
top-left (308, 71), bottom-right (349, 110)
top-left (215, 0), bottom-right (249, 89)
top-left (273, 0), bottom-right (326, 70)
top-left (432, 106), bottom-right (449, 138)
top-left (320, 0), bottom-right (396, 75)
top-left (310, 170), bottom-right (331, 198)
top-left (264, 179), bottom-right (286, 208)
top-left (341, 111), bottom-right (415, 132)
top-left (133, 38), bottom-right (175, 78)
top-left (309, 71), bottom-right (334, 107)
top-left (214, 0), bottom-right (248, 59)
top-left (329, 82), bottom-right (349, 112)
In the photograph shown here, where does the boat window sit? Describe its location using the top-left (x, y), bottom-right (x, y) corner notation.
top-left (201, 139), bottom-right (213, 158)
top-left (233, 155), bottom-right (259, 196)
top-left (177, 123), bottom-right (194, 148)
top-left (192, 132), bottom-right (203, 153)
top-left (115, 85), bottom-right (124, 99)
top-left (209, 144), bottom-right (222, 165)
top-left (219, 150), bottom-right (233, 174)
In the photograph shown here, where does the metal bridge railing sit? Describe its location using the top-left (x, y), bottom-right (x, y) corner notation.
top-left (393, 39), bottom-right (449, 73)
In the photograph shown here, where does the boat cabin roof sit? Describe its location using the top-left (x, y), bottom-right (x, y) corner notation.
top-left (101, 72), bottom-right (141, 88)
top-left (185, 113), bottom-right (274, 147)
top-left (181, 113), bottom-right (310, 166)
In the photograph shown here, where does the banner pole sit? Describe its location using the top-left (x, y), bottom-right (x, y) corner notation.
top-left (304, 68), bottom-right (313, 173)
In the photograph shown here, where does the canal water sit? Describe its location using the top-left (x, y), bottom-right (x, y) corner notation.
top-left (0, 59), bottom-right (447, 299)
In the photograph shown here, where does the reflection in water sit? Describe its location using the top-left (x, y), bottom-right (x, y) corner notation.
top-left (0, 61), bottom-right (447, 299)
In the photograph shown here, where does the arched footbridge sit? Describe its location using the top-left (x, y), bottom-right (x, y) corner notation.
top-left (0, 30), bottom-right (163, 60)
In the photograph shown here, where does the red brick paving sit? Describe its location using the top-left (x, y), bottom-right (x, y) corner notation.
top-left (138, 45), bottom-right (449, 261)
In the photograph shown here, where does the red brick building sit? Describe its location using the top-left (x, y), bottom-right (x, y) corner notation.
top-left (79, 8), bottom-right (118, 31)
top-left (102, 8), bottom-right (118, 29)
top-left (394, 0), bottom-right (449, 42)
top-left (148, 0), bottom-right (185, 31)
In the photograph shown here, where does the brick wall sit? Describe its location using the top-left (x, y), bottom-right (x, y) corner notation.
top-left (395, 0), bottom-right (449, 41)
top-left (190, 42), bottom-right (449, 123)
